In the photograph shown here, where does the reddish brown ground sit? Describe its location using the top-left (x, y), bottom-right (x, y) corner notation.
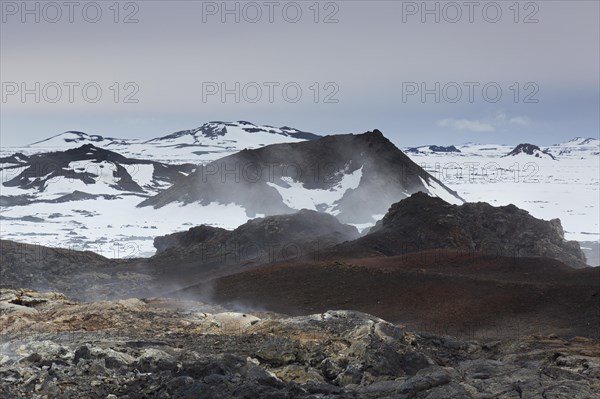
top-left (179, 250), bottom-right (600, 340)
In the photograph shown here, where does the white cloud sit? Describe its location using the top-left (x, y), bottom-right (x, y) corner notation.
top-left (495, 111), bottom-right (508, 123)
top-left (438, 113), bottom-right (533, 133)
top-left (509, 116), bottom-right (531, 126)
top-left (438, 118), bottom-right (495, 132)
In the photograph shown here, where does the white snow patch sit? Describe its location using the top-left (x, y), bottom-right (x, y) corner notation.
top-left (0, 196), bottom-right (253, 258)
top-left (419, 177), bottom-right (463, 205)
top-left (266, 167), bottom-right (363, 213)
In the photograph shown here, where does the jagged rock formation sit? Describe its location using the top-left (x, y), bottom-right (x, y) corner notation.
top-left (338, 192), bottom-right (587, 268)
top-left (1, 289), bottom-right (598, 398)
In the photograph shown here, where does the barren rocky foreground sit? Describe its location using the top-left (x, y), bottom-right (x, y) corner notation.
top-left (1, 289), bottom-right (599, 399)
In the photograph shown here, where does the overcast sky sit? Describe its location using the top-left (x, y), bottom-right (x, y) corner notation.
top-left (1, 0), bottom-right (598, 147)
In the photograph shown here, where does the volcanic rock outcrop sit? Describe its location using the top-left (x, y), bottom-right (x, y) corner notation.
top-left (337, 192), bottom-right (587, 268)
top-left (153, 209), bottom-right (359, 255)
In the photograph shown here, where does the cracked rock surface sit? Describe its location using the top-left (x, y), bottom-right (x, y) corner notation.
top-left (1, 289), bottom-right (599, 398)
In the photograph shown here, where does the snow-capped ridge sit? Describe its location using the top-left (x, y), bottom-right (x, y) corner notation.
top-left (545, 137), bottom-right (600, 158)
top-left (560, 137), bottom-right (598, 145)
top-left (17, 121), bottom-right (321, 164)
top-left (29, 131), bottom-right (126, 148)
top-left (0, 144), bottom-right (195, 198)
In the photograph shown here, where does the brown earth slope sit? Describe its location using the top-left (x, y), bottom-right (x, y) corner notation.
top-left (178, 250), bottom-right (600, 339)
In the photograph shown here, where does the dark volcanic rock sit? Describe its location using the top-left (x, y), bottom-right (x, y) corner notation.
top-left (0, 240), bottom-right (110, 294)
top-left (506, 143), bottom-right (556, 159)
top-left (0, 210), bottom-right (359, 300)
top-left (153, 209), bottom-right (360, 256)
top-left (154, 225), bottom-right (231, 254)
top-left (429, 144), bottom-right (461, 153)
top-left (341, 192), bottom-right (587, 268)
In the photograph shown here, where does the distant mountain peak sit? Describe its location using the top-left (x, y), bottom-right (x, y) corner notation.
top-left (566, 136), bottom-right (584, 143)
top-left (545, 137), bottom-right (599, 157)
top-left (144, 121), bottom-right (321, 143)
top-left (559, 137), bottom-right (599, 145)
top-left (506, 143), bottom-right (556, 160)
top-left (22, 121), bottom-right (321, 164)
top-left (29, 131), bottom-right (115, 146)
top-left (1, 143), bottom-right (195, 198)
top-left (406, 145), bottom-right (461, 154)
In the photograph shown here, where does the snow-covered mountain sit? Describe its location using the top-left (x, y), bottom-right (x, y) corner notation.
top-left (140, 130), bottom-right (464, 225)
top-left (0, 144), bottom-right (194, 204)
top-left (16, 121), bottom-right (321, 164)
top-left (29, 131), bottom-right (127, 147)
top-left (544, 137), bottom-right (600, 158)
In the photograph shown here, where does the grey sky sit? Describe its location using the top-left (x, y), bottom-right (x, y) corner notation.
top-left (1, 0), bottom-right (598, 147)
